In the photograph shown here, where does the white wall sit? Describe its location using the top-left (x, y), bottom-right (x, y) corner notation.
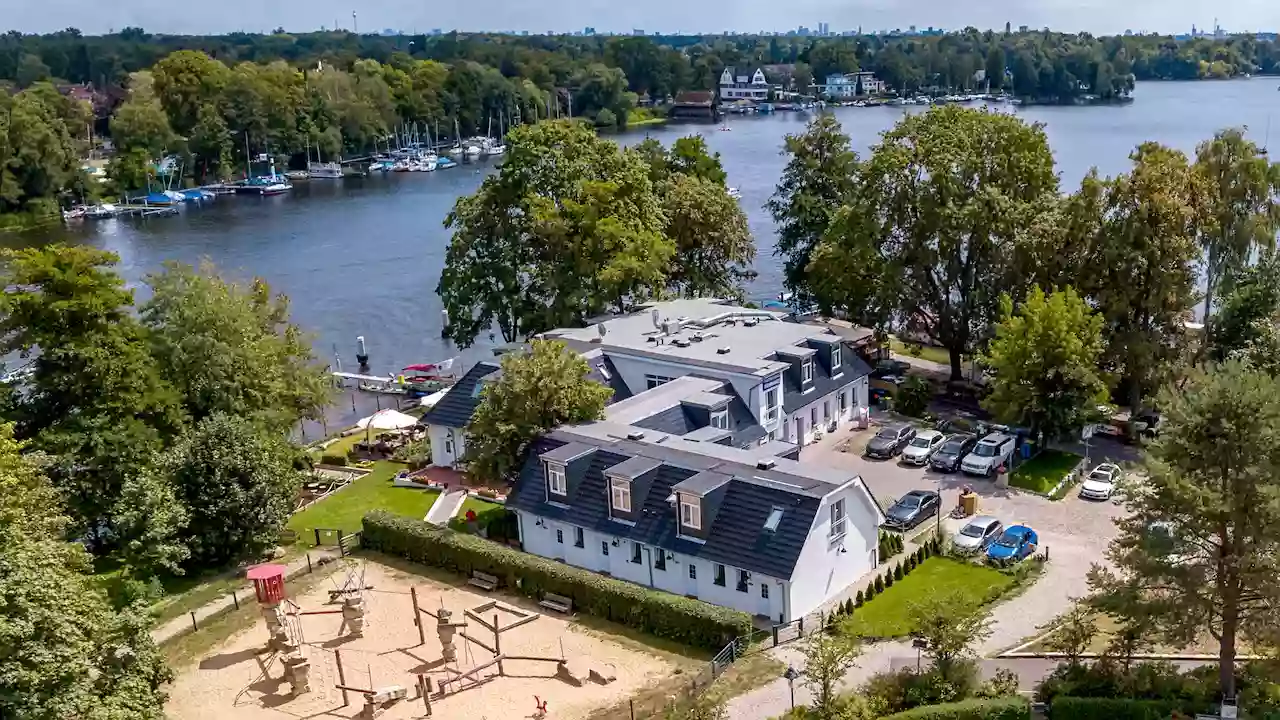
top-left (784, 381), bottom-right (868, 446)
top-left (787, 482), bottom-right (880, 619)
top-left (514, 509), bottom-right (785, 620)
top-left (428, 425), bottom-right (466, 468)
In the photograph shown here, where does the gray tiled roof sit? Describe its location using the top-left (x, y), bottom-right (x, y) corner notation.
top-left (421, 361), bottom-right (501, 429)
top-left (782, 353), bottom-right (873, 413)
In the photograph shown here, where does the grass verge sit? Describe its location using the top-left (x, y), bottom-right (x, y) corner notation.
top-left (1009, 449), bottom-right (1082, 494)
top-left (889, 337), bottom-right (957, 367)
top-left (848, 557), bottom-right (1016, 638)
top-left (287, 461), bottom-right (435, 542)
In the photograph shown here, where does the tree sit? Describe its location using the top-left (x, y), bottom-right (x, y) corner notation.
top-left (110, 469), bottom-right (190, 578)
top-left (439, 121), bottom-right (671, 347)
top-left (908, 588), bottom-right (994, 685)
top-left (466, 340), bottom-right (612, 483)
top-left (894, 376), bottom-right (932, 418)
top-left (0, 423), bottom-right (172, 719)
top-left (141, 260), bottom-right (331, 431)
top-left (15, 53), bottom-right (51, 88)
top-left (162, 413), bottom-right (301, 569)
top-left (1043, 601), bottom-right (1098, 667)
top-left (151, 50), bottom-right (231, 135)
top-left (985, 46), bottom-right (1007, 90)
top-left (980, 287), bottom-right (1108, 440)
top-left (1207, 253), bottom-right (1280, 373)
top-left (662, 173), bottom-right (755, 299)
top-left (768, 114), bottom-right (859, 309)
top-left (1078, 143), bottom-right (1200, 412)
top-left (1088, 361), bottom-right (1280, 701)
top-left (661, 694), bottom-right (728, 720)
top-left (801, 626), bottom-right (862, 719)
top-left (1192, 128), bottom-right (1280, 324)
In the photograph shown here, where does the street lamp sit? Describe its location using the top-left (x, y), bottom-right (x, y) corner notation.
top-left (912, 638), bottom-right (928, 672)
top-left (783, 665), bottom-right (800, 709)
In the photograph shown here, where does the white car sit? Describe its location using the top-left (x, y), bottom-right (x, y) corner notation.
top-left (901, 430), bottom-right (946, 466)
top-left (1079, 463), bottom-right (1122, 500)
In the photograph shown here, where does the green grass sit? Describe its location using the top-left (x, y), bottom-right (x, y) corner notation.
top-left (287, 461), bottom-right (437, 542)
top-left (1009, 449), bottom-right (1083, 495)
top-left (849, 558), bottom-right (1016, 638)
top-left (625, 117), bottom-right (668, 128)
top-left (448, 495), bottom-right (508, 531)
top-left (889, 336), bottom-right (957, 367)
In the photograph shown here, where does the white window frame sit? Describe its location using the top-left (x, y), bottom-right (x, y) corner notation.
top-left (802, 359), bottom-right (814, 384)
top-left (711, 408), bottom-right (729, 430)
top-left (829, 498), bottom-right (847, 541)
top-left (610, 476), bottom-right (631, 513)
top-left (839, 391), bottom-right (848, 413)
top-left (547, 462), bottom-right (567, 496)
top-left (831, 346), bottom-right (842, 372)
top-left (645, 374), bottom-right (674, 390)
top-left (680, 496), bottom-right (702, 530)
top-left (765, 388), bottom-right (779, 423)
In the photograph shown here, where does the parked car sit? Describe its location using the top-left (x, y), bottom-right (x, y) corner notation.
top-left (901, 429), bottom-right (946, 465)
top-left (960, 432), bottom-right (1016, 477)
top-left (930, 433), bottom-right (979, 472)
top-left (884, 490), bottom-right (941, 530)
top-left (1079, 463), bottom-right (1123, 501)
top-left (865, 423), bottom-right (917, 459)
top-left (952, 515), bottom-right (1004, 554)
top-left (986, 524), bottom-right (1039, 565)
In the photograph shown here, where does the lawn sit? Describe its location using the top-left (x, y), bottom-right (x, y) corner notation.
top-left (889, 336), bottom-right (957, 367)
top-left (1009, 449), bottom-right (1083, 495)
top-left (287, 461), bottom-right (438, 542)
top-left (849, 557), bottom-right (1016, 638)
top-left (448, 495), bottom-right (509, 532)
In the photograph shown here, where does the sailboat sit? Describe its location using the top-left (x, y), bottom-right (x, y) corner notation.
top-left (483, 113), bottom-right (506, 157)
top-left (447, 119), bottom-right (465, 157)
top-left (307, 138), bottom-right (342, 179)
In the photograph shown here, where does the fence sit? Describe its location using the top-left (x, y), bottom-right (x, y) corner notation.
top-left (311, 528), bottom-right (363, 555)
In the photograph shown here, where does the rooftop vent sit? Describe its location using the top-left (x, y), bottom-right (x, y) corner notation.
top-left (763, 506), bottom-right (785, 532)
top-left (647, 336), bottom-right (658, 343)
top-left (743, 317), bottom-right (759, 327)
top-left (691, 332), bottom-right (705, 342)
top-left (672, 338), bottom-right (691, 348)
top-left (716, 346), bottom-right (732, 355)
top-left (756, 458), bottom-right (777, 470)
top-left (626, 430), bottom-right (646, 441)
top-left (596, 363), bottom-right (612, 380)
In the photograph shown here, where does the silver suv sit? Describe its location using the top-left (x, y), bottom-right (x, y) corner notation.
top-left (960, 432), bottom-right (1015, 477)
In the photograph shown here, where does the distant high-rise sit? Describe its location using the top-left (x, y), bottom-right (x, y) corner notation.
top-left (584, 26), bottom-right (596, 35)
top-left (633, 28), bottom-right (644, 35)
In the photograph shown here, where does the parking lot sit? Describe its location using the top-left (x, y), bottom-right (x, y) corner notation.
top-left (802, 419), bottom-right (1128, 651)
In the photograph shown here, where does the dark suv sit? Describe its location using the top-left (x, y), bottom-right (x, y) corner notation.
top-left (865, 423), bottom-right (917, 459)
top-left (929, 433), bottom-right (978, 472)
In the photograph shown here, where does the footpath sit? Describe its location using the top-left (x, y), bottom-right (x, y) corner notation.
top-left (150, 547), bottom-right (344, 645)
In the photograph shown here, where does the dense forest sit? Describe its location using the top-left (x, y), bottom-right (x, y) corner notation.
top-left (1, 27), bottom-right (1277, 223)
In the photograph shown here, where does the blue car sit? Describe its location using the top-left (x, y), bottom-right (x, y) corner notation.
top-left (986, 525), bottom-right (1038, 565)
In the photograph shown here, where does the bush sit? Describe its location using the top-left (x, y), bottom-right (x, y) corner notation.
top-left (906, 556), bottom-right (916, 572)
top-left (866, 582), bottom-right (877, 600)
top-left (879, 697), bottom-right (1030, 720)
top-left (884, 569), bottom-right (894, 587)
top-left (1046, 697), bottom-right (1187, 720)
top-left (319, 452), bottom-right (348, 466)
top-left (594, 108), bottom-right (618, 127)
top-left (896, 376), bottom-right (933, 418)
top-left (864, 665), bottom-right (985, 716)
top-left (844, 598), bottom-right (855, 615)
top-left (362, 511), bottom-right (750, 650)
top-left (916, 547), bottom-right (925, 563)
top-left (855, 590), bottom-right (865, 607)
top-left (875, 575), bottom-right (885, 593)
top-left (894, 563), bottom-right (904, 580)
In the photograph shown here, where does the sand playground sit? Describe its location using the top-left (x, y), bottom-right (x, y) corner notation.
top-left (166, 560), bottom-right (679, 720)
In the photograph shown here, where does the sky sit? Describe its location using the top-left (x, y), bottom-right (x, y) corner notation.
top-left (7, 0), bottom-right (1280, 37)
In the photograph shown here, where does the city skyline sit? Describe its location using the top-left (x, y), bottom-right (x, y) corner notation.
top-left (7, 0), bottom-right (1279, 37)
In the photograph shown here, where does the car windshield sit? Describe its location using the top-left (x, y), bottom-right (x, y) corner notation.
top-left (960, 523), bottom-right (987, 538)
top-left (909, 436), bottom-right (932, 448)
top-left (995, 530), bottom-right (1022, 547)
top-left (897, 496), bottom-right (921, 509)
top-left (877, 428), bottom-right (900, 439)
top-left (974, 443), bottom-right (998, 457)
top-left (940, 441), bottom-right (965, 453)
top-left (1089, 471), bottom-right (1113, 482)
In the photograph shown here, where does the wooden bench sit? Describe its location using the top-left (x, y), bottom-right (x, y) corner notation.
top-left (468, 571), bottom-right (499, 591)
top-left (539, 592), bottom-right (573, 614)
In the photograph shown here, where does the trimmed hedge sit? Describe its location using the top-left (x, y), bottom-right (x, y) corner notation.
top-left (362, 510), bottom-right (752, 651)
top-left (1047, 697), bottom-right (1189, 720)
top-left (881, 697), bottom-right (1031, 720)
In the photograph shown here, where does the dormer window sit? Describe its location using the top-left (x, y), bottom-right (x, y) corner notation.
top-left (679, 495), bottom-right (702, 530)
top-left (711, 408), bottom-right (729, 430)
top-left (547, 462), bottom-right (567, 496)
top-left (610, 476), bottom-right (631, 513)
top-left (802, 359), bottom-right (814, 384)
top-left (831, 346), bottom-right (842, 373)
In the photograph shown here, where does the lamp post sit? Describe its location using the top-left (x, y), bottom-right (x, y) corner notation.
top-left (912, 638), bottom-right (928, 672)
top-left (783, 665), bottom-right (800, 709)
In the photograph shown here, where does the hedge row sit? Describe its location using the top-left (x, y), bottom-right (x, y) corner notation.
top-left (1047, 697), bottom-right (1190, 720)
top-left (361, 510), bottom-right (753, 651)
top-left (880, 697), bottom-right (1030, 720)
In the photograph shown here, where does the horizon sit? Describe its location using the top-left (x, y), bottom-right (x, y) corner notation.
top-left (7, 0), bottom-right (1279, 38)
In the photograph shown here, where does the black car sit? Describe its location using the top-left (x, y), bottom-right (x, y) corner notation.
top-left (865, 423), bottom-right (917, 459)
top-left (884, 490), bottom-right (941, 530)
top-left (929, 432), bottom-right (979, 472)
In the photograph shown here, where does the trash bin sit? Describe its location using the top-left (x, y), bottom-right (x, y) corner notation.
top-left (961, 492), bottom-right (978, 516)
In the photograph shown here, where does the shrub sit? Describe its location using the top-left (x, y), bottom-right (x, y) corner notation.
top-left (594, 108), bottom-right (618, 128)
top-left (1046, 697), bottom-right (1188, 720)
top-left (884, 569), bottom-right (894, 587)
top-left (906, 556), bottom-right (916, 572)
top-left (894, 563), bottom-right (904, 580)
top-left (916, 547), bottom-right (926, 563)
top-left (855, 590), bottom-right (865, 607)
top-left (866, 582), bottom-right (877, 600)
top-left (896, 376), bottom-right (933, 418)
top-left (844, 598), bottom-right (855, 615)
top-left (875, 575), bottom-right (885, 593)
top-left (879, 697), bottom-right (1030, 720)
top-left (319, 452), bottom-right (348, 466)
top-left (362, 511), bottom-right (750, 650)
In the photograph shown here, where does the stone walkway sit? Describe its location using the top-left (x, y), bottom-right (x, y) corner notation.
top-left (425, 489), bottom-right (467, 525)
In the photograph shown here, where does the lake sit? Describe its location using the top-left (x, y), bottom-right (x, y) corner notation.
top-left (11, 78), bottom-right (1278, 430)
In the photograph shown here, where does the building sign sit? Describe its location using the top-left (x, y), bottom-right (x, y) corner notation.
top-left (764, 374), bottom-right (781, 392)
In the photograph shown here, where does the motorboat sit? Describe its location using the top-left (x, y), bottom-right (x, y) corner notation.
top-left (84, 203), bottom-right (118, 219)
top-left (727, 187), bottom-right (742, 199)
top-left (308, 162), bottom-right (343, 179)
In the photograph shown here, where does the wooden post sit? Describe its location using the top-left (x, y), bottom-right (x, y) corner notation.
top-left (338, 530), bottom-right (346, 556)
top-left (189, 611), bottom-right (198, 632)
top-left (411, 587), bottom-right (426, 646)
top-left (629, 699), bottom-right (635, 720)
top-left (418, 674), bottom-right (432, 716)
top-left (335, 649), bottom-right (349, 707)
top-left (307, 553), bottom-right (312, 573)
top-left (772, 626), bottom-right (778, 646)
top-left (493, 613), bottom-right (503, 676)
top-left (231, 591), bottom-right (239, 610)
top-left (314, 528), bottom-right (321, 547)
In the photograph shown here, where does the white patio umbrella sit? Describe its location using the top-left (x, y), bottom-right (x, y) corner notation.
top-left (356, 409), bottom-right (419, 431)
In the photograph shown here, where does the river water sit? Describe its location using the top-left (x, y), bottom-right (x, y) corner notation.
top-left (9, 79), bottom-right (1278, 428)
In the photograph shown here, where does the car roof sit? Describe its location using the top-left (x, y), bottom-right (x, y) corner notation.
top-left (1004, 524), bottom-right (1033, 535)
top-left (915, 429), bottom-right (942, 439)
top-left (903, 489), bottom-right (938, 499)
top-left (964, 515), bottom-right (1001, 528)
top-left (1094, 463), bottom-right (1120, 472)
top-left (944, 432), bottom-right (976, 442)
top-left (978, 432), bottom-right (1013, 444)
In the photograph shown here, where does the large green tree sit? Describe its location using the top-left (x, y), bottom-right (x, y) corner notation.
top-left (1089, 361), bottom-right (1280, 701)
top-left (1207, 253), bottom-right (1280, 374)
top-left (151, 49), bottom-right (230, 135)
top-left (768, 114), bottom-right (859, 309)
top-left (0, 423), bottom-right (172, 719)
top-left (980, 286), bottom-right (1108, 440)
top-left (141, 260), bottom-right (331, 431)
top-left (465, 340), bottom-right (612, 483)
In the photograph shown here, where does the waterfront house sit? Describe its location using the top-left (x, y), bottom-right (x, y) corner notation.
top-left (719, 67), bottom-right (770, 101)
top-left (506, 423), bottom-right (885, 622)
top-left (820, 71), bottom-right (887, 98)
top-left (422, 299), bottom-right (874, 468)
